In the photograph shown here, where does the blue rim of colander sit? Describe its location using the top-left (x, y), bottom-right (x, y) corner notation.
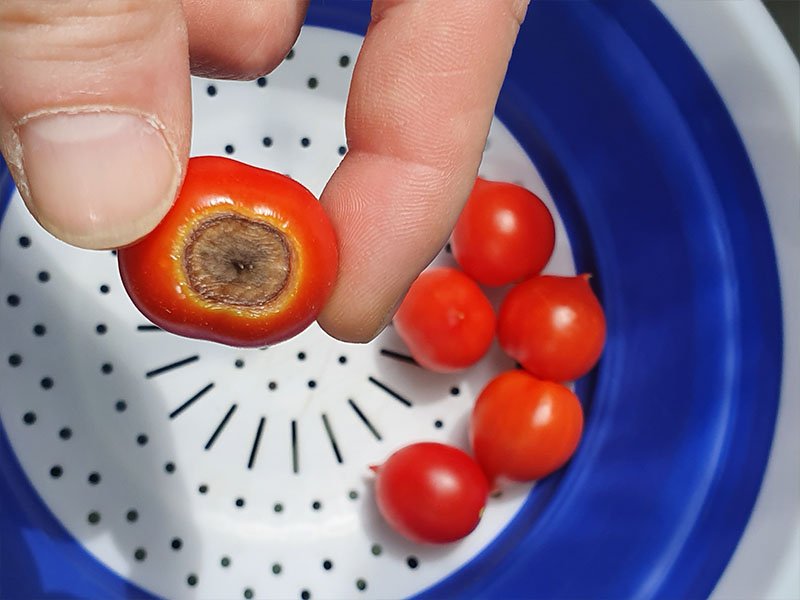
top-left (0, 0), bottom-right (783, 598)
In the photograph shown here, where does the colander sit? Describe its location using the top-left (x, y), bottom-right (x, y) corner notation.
top-left (1, 1), bottom-right (797, 599)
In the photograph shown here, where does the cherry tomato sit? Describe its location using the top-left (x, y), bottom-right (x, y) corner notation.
top-left (394, 267), bottom-right (495, 372)
top-left (470, 370), bottom-right (584, 483)
top-left (498, 274), bottom-right (606, 382)
top-left (373, 442), bottom-right (489, 543)
top-left (451, 178), bottom-right (555, 287)
top-left (118, 156), bottom-right (338, 347)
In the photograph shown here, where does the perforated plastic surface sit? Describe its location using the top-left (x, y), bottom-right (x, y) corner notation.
top-left (1, 1), bottom-right (788, 598)
top-left (0, 27), bottom-right (574, 600)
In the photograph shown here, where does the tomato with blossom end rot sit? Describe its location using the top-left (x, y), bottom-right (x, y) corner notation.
top-left (118, 156), bottom-right (338, 347)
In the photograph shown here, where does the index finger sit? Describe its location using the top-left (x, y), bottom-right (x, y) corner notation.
top-left (318, 0), bottom-right (528, 342)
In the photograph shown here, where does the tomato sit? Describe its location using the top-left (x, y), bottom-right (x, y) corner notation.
top-left (451, 178), bottom-right (555, 287)
top-left (373, 442), bottom-right (489, 543)
top-left (470, 370), bottom-right (584, 483)
top-left (118, 156), bottom-right (338, 347)
top-left (498, 274), bottom-right (606, 382)
top-left (394, 267), bottom-right (495, 372)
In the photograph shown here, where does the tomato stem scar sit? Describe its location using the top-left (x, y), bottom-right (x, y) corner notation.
top-left (183, 214), bottom-right (291, 306)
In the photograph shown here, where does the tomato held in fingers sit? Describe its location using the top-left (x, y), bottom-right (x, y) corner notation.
top-left (394, 267), bottom-right (495, 372)
top-left (118, 157), bottom-right (338, 347)
top-left (498, 274), bottom-right (606, 382)
top-left (451, 178), bottom-right (555, 287)
top-left (373, 442), bottom-right (490, 544)
top-left (470, 370), bottom-right (584, 483)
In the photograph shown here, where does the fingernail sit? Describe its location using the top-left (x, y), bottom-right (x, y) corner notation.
top-left (17, 110), bottom-right (179, 249)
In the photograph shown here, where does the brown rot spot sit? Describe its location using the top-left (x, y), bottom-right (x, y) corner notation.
top-left (184, 214), bottom-right (291, 306)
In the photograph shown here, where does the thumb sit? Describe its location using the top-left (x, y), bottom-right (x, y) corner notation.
top-left (0, 0), bottom-right (190, 249)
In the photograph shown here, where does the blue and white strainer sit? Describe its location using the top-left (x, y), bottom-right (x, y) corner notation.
top-left (1, 1), bottom-right (797, 599)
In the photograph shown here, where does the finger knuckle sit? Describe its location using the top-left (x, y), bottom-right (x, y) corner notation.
top-left (0, 0), bottom-right (171, 64)
top-left (214, 2), bottom-right (300, 79)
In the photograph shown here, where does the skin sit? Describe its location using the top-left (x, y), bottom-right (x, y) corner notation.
top-left (0, 0), bottom-right (528, 342)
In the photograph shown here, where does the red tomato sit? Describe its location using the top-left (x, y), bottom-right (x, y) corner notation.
top-left (394, 267), bottom-right (495, 372)
top-left (470, 370), bottom-right (584, 482)
top-left (118, 157), bottom-right (338, 347)
top-left (498, 274), bottom-right (606, 382)
top-left (373, 442), bottom-right (490, 543)
top-left (451, 178), bottom-right (555, 287)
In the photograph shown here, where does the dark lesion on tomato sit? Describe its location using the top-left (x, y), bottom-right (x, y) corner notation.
top-left (183, 214), bottom-right (291, 307)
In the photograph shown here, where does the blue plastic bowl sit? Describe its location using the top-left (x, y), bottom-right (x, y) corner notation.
top-left (1, 1), bottom-right (795, 598)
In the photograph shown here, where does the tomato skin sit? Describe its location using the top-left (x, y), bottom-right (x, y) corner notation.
top-left (470, 370), bottom-right (584, 483)
top-left (498, 274), bottom-right (606, 382)
top-left (118, 157), bottom-right (338, 347)
top-left (394, 267), bottom-right (495, 372)
top-left (451, 178), bottom-right (555, 287)
top-left (374, 442), bottom-right (490, 544)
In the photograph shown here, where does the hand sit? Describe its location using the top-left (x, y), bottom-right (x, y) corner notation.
top-left (0, 0), bottom-right (527, 342)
